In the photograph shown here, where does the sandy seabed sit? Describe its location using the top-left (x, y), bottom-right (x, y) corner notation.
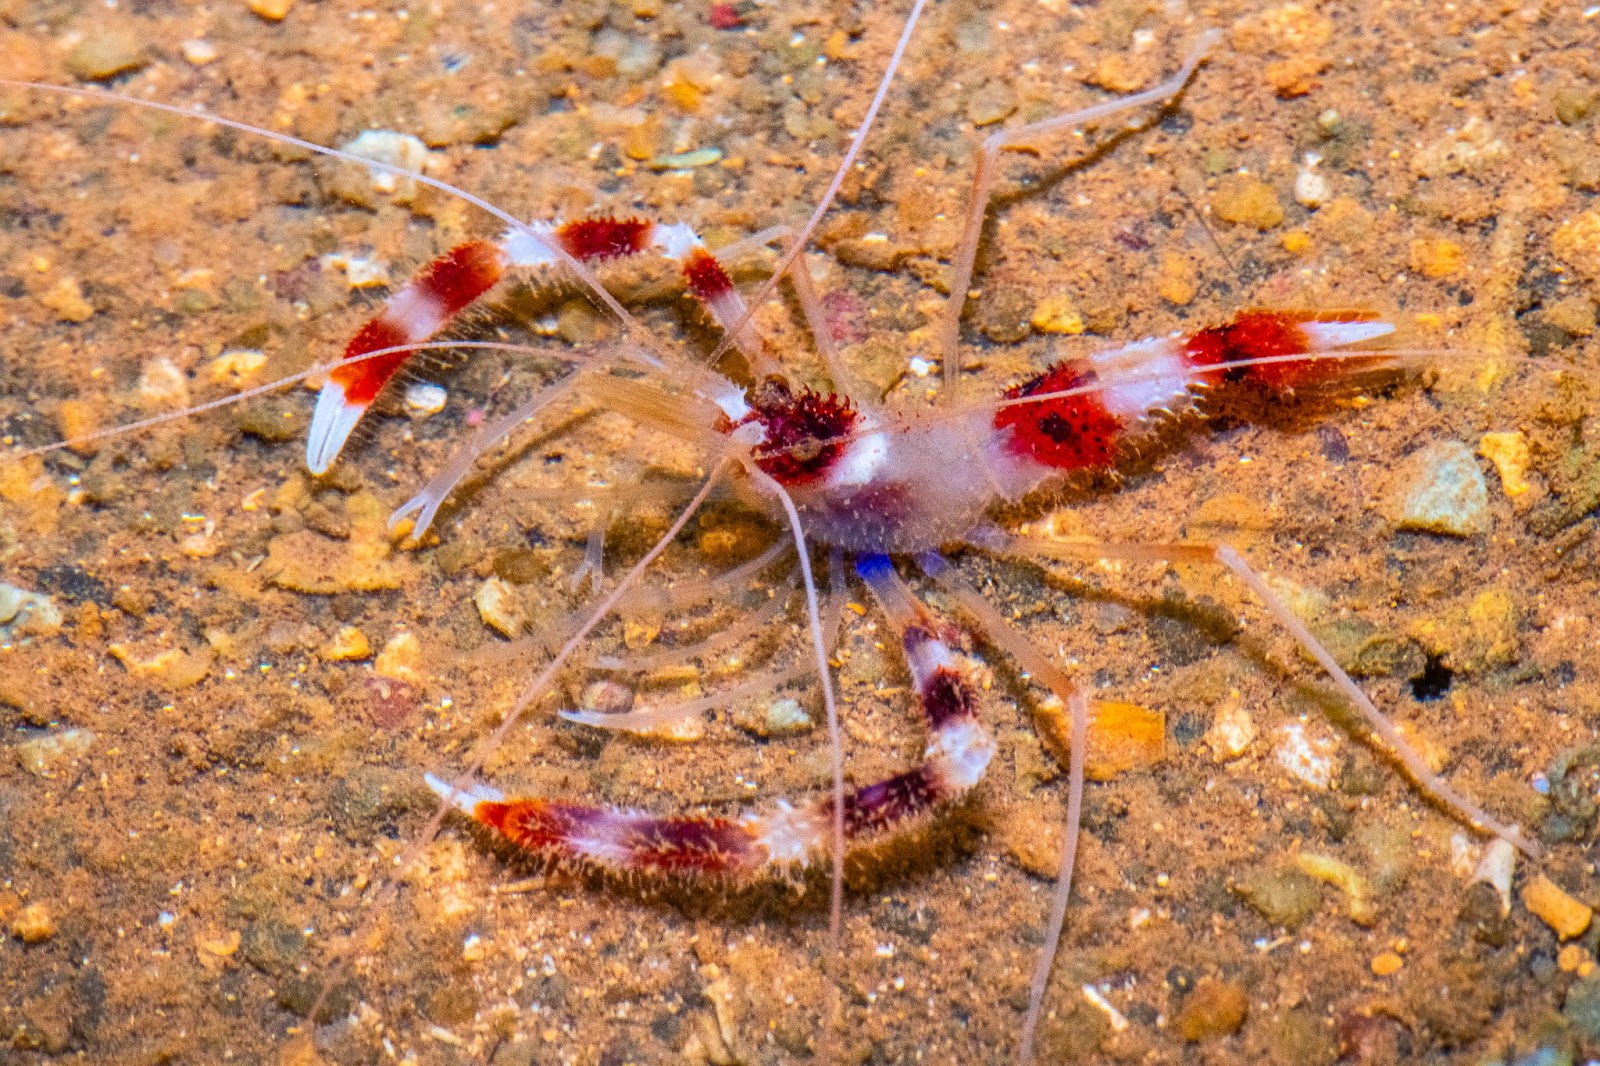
top-left (4, 0), bottom-right (1600, 1063)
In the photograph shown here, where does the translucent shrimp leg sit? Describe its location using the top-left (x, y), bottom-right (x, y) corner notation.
top-left (426, 554), bottom-right (995, 876)
top-left (977, 528), bottom-right (1538, 858)
top-left (916, 552), bottom-right (1092, 1066)
top-left (938, 30), bottom-right (1221, 393)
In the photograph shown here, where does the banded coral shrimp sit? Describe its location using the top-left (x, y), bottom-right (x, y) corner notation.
top-left (5, 0), bottom-right (1600, 1063)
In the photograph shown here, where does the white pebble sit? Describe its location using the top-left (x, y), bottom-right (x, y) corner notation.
top-left (137, 355), bottom-right (191, 409)
top-left (339, 130), bottom-right (431, 201)
top-left (180, 39), bottom-right (218, 65)
top-left (474, 576), bottom-right (525, 637)
top-left (1204, 695), bottom-right (1256, 762)
top-left (1293, 166), bottom-right (1330, 208)
top-left (1470, 839), bottom-right (1516, 917)
top-left (15, 728), bottom-right (94, 777)
top-left (404, 382), bottom-right (448, 419)
top-left (0, 583), bottom-right (62, 639)
top-left (1272, 722), bottom-right (1338, 790)
top-left (321, 253), bottom-right (392, 290)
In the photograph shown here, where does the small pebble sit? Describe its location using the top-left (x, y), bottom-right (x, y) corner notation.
top-left (137, 355), bottom-right (192, 409)
top-left (10, 903), bottom-right (56, 943)
top-left (1552, 208), bottom-right (1600, 283)
top-left (1370, 951), bottom-right (1404, 976)
top-left (965, 82), bottom-right (1017, 127)
top-left (1544, 294), bottom-right (1597, 336)
top-left (40, 276), bottom-right (94, 322)
top-left (180, 39), bottom-right (218, 65)
top-left (1034, 697), bottom-right (1164, 781)
top-left (1560, 944), bottom-right (1592, 973)
top-left (1555, 85), bottom-right (1599, 125)
top-left (208, 349), bottom-right (267, 385)
top-left (1523, 874), bottom-right (1593, 941)
top-left (0, 583), bottom-right (62, 639)
top-left (107, 644), bottom-right (213, 688)
top-left (15, 728), bottom-right (94, 778)
top-left (374, 632), bottom-right (423, 684)
top-left (339, 130), bottom-right (429, 201)
top-left (323, 626), bottom-right (371, 662)
top-left (65, 26), bottom-right (147, 80)
top-left (1030, 295), bottom-right (1086, 335)
top-left (648, 147), bottom-right (723, 170)
top-left (978, 288), bottom-right (1035, 344)
top-left (475, 577), bottom-right (525, 638)
top-left (1273, 722), bottom-right (1337, 790)
top-left (579, 680), bottom-right (634, 715)
top-left (194, 928), bottom-right (241, 959)
top-left (1407, 587), bottom-right (1523, 674)
top-left (321, 252), bottom-right (392, 289)
top-left (1203, 696), bottom-right (1256, 762)
top-left (1211, 174), bottom-right (1283, 229)
top-left (1391, 440), bottom-right (1490, 536)
top-left (1156, 251), bottom-right (1197, 306)
top-left (731, 696), bottom-right (813, 738)
top-left (1408, 237), bottom-right (1466, 280)
top-left (247, 0), bottom-right (296, 20)
top-left (1477, 431), bottom-right (1531, 497)
top-left (1175, 979), bottom-right (1248, 1041)
top-left (1293, 165), bottom-right (1330, 208)
top-left (1234, 865), bottom-right (1323, 929)
top-left (831, 237), bottom-right (909, 273)
top-left (404, 382), bottom-right (448, 419)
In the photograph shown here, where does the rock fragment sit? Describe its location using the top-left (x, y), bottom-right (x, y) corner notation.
top-left (1390, 440), bottom-right (1490, 536)
top-left (475, 577), bottom-right (526, 638)
top-left (1273, 722), bottom-right (1337, 789)
top-left (1234, 865), bottom-right (1323, 929)
top-left (1477, 432), bottom-right (1531, 497)
top-left (40, 277), bottom-right (94, 322)
top-left (1176, 979), bottom-right (1249, 1041)
top-left (1523, 874), bottom-right (1593, 940)
top-left (1203, 695), bottom-right (1256, 761)
top-left (65, 25), bottom-right (147, 80)
top-left (0, 584), bottom-right (62, 639)
top-left (374, 632), bottom-right (424, 684)
top-left (1211, 174), bottom-right (1283, 229)
top-left (322, 626), bottom-right (371, 662)
top-left (732, 696), bottom-right (813, 738)
top-left (10, 903), bottom-right (56, 943)
top-left (15, 728), bottom-right (94, 778)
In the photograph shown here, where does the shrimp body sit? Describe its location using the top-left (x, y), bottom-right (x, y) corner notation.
top-left (741, 394), bottom-right (1011, 554)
